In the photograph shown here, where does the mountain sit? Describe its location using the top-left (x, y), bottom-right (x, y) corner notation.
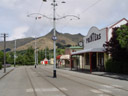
top-left (0, 38), bottom-right (34, 51)
top-left (0, 29), bottom-right (84, 51)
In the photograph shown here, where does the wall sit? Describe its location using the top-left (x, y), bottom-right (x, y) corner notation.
top-left (83, 27), bottom-right (106, 50)
top-left (108, 19), bottom-right (128, 41)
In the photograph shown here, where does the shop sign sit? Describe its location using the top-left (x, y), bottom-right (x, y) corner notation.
top-left (86, 33), bottom-right (101, 43)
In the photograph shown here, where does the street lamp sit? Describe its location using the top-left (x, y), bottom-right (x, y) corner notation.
top-left (35, 36), bottom-right (37, 68)
top-left (27, 0), bottom-right (80, 78)
top-left (14, 39), bottom-right (16, 67)
top-left (51, 0), bottom-right (79, 78)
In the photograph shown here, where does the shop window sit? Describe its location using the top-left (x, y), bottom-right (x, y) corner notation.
top-left (98, 53), bottom-right (104, 66)
top-left (86, 53), bottom-right (89, 65)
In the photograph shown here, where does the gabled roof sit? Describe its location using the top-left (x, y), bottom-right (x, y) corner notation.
top-left (108, 18), bottom-right (128, 29)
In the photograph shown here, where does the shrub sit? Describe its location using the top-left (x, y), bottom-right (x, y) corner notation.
top-left (105, 59), bottom-right (123, 73)
top-left (105, 59), bottom-right (113, 72)
top-left (123, 62), bottom-right (128, 74)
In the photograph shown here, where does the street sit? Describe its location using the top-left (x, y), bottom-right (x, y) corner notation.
top-left (0, 65), bottom-right (128, 96)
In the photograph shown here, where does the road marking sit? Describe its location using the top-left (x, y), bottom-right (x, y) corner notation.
top-left (99, 89), bottom-right (112, 93)
top-left (98, 94), bottom-right (111, 96)
top-left (41, 88), bottom-right (59, 92)
top-left (90, 89), bottom-right (103, 94)
top-left (101, 85), bottom-right (113, 88)
top-left (35, 88), bottom-right (41, 92)
top-left (112, 84), bottom-right (123, 88)
top-left (59, 88), bottom-right (68, 91)
top-left (26, 87), bottom-right (68, 93)
top-left (26, 88), bottom-right (33, 92)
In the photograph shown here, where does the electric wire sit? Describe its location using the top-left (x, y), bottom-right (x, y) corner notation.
top-left (80, 0), bottom-right (102, 15)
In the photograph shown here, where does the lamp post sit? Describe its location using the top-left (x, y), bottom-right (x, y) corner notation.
top-left (14, 39), bottom-right (16, 67)
top-left (52, 0), bottom-right (57, 78)
top-left (27, 0), bottom-right (80, 78)
top-left (1, 33), bottom-right (8, 73)
top-left (35, 36), bottom-right (37, 68)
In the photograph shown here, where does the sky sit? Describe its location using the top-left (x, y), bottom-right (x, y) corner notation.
top-left (0, 0), bottom-right (128, 41)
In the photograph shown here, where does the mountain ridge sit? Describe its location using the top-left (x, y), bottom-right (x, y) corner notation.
top-left (0, 30), bottom-right (84, 51)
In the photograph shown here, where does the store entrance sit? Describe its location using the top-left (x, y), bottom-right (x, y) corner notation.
top-left (91, 53), bottom-right (97, 70)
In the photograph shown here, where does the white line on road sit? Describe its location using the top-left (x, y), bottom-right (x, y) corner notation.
top-left (99, 89), bottom-right (112, 93)
top-left (26, 87), bottom-right (68, 93)
top-left (90, 89), bottom-right (103, 94)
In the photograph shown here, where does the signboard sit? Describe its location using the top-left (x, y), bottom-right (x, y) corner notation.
top-left (52, 36), bottom-right (57, 41)
top-left (83, 27), bottom-right (106, 50)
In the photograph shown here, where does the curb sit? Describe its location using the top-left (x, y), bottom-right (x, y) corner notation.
top-left (0, 68), bottom-right (14, 80)
top-left (92, 73), bottom-right (128, 81)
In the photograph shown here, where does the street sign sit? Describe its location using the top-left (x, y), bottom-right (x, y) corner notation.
top-left (52, 36), bottom-right (57, 41)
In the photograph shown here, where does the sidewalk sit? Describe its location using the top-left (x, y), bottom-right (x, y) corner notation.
top-left (0, 67), bottom-right (14, 79)
top-left (92, 72), bottom-right (128, 81)
top-left (57, 67), bottom-right (128, 81)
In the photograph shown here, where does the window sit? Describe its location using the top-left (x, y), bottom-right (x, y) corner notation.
top-left (98, 53), bottom-right (104, 66)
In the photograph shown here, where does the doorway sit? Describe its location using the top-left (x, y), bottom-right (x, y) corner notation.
top-left (91, 53), bottom-right (97, 70)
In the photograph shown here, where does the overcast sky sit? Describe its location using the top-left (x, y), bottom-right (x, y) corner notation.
top-left (0, 0), bottom-right (128, 41)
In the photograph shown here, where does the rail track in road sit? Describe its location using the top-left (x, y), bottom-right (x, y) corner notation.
top-left (38, 66), bottom-right (128, 96)
top-left (25, 67), bottom-right (38, 96)
top-left (42, 67), bottom-right (128, 92)
top-left (26, 67), bottom-right (69, 96)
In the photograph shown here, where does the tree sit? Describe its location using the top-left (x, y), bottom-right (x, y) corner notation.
top-left (24, 47), bottom-right (34, 65)
top-left (104, 26), bottom-right (128, 74)
top-left (0, 51), bottom-right (4, 64)
top-left (116, 23), bottom-right (128, 49)
top-left (6, 52), bottom-right (14, 64)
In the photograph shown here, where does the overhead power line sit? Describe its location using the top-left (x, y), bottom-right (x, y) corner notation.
top-left (80, 0), bottom-right (102, 14)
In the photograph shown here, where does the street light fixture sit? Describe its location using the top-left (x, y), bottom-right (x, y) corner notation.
top-left (27, 0), bottom-right (80, 78)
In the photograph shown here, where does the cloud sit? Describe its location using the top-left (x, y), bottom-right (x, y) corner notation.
top-left (1, 0), bottom-right (128, 40)
top-left (8, 26), bottom-right (29, 40)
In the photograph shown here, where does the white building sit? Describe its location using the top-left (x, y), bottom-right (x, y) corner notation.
top-left (71, 18), bottom-right (128, 72)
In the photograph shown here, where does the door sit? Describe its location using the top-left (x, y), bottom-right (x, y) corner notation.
top-left (91, 53), bottom-right (97, 70)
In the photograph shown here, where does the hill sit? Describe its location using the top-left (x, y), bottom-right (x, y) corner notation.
top-left (0, 38), bottom-right (34, 51)
top-left (0, 29), bottom-right (84, 51)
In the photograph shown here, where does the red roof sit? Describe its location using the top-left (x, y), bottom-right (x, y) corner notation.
top-left (56, 55), bottom-right (62, 59)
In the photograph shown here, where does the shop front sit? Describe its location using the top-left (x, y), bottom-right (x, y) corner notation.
top-left (71, 48), bottom-right (107, 72)
top-left (71, 18), bottom-right (128, 72)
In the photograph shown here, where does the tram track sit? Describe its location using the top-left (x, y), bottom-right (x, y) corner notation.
top-left (25, 67), bottom-right (37, 96)
top-left (39, 66), bottom-right (128, 96)
top-left (30, 67), bottom-right (69, 96)
top-left (35, 67), bottom-right (114, 96)
top-left (43, 67), bottom-right (128, 92)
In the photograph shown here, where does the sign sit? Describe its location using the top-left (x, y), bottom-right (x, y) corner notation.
top-left (78, 41), bottom-right (84, 47)
top-left (52, 36), bottom-right (57, 41)
top-left (86, 33), bottom-right (101, 43)
top-left (83, 27), bottom-right (106, 49)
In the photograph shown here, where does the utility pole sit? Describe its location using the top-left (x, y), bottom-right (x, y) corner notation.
top-left (14, 40), bottom-right (16, 67)
top-left (52, 0), bottom-right (57, 78)
top-left (37, 49), bottom-right (38, 65)
top-left (45, 47), bottom-right (47, 59)
top-left (1, 33), bottom-right (8, 73)
top-left (27, 0), bottom-right (80, 78)
top-left (35, 36), bottom-right (37, 68)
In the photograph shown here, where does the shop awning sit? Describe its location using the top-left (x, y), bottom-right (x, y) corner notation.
top-left (60, 55), bottom-right (70, 60)
top-left (56, 55), bottom-right (62, 59)
top-left (72, 48), bottom-right (105, 55)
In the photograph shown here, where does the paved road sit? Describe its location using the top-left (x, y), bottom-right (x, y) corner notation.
top-left (0, 65), bottom-right (128, 96)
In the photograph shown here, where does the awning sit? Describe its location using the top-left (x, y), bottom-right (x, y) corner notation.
top-left (72, 48), bottom-right (105, 55)
top-left (60, 55), bottom-right (70, 60)
top-left (56, 55), bottom-right (62, 59)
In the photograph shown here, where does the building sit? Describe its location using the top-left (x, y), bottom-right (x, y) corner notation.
top-left (56, 46), bottom-right (83, 68)
top-left (71, 18), bottom-right (128, 72)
